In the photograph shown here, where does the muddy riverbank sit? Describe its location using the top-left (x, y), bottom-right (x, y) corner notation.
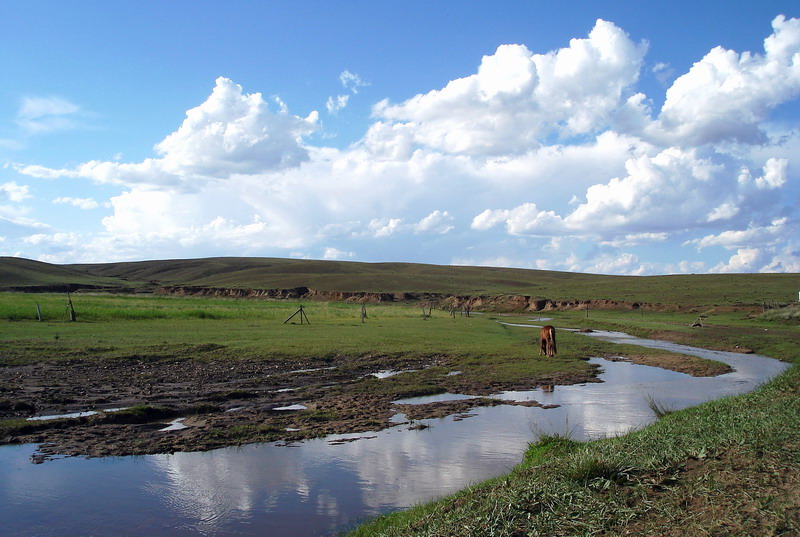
top-left (1, 335), bottom-right (734, 462)
top-left (1, 352), bottom-right (594, 462)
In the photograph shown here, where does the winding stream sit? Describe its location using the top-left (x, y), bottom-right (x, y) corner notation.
top-left (0, 329), bottom-right (789, 537)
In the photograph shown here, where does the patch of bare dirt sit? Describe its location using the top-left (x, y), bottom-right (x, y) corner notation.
top-left (612, 445), bottom-right (800, 536)
top-left (394, 397), bottom-right (559, 422)
top-left (604, 353), bottom-right (733, 377)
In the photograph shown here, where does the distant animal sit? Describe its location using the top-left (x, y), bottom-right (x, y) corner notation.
top-left (539, 325), bottom-right (557, 357)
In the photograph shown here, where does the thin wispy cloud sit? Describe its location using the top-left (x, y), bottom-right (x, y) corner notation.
top-left (16, 96), bottom-right (81, 134)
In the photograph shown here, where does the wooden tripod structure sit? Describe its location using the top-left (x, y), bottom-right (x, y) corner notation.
top-left (283, 305), bottom-right (310, 324)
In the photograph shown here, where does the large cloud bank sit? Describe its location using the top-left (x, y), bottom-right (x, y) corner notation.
top-left (13, 16), bottom-right (800, 273)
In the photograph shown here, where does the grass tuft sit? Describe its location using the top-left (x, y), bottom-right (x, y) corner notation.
top-left (644, 393), bottom-right (675, 418)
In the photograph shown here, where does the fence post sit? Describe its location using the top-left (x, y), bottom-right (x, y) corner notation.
top-left (67, 293), bottom-right (76, 322)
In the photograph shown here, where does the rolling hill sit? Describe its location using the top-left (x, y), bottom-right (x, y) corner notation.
top-left (0, 256), bottom-right (797, 308)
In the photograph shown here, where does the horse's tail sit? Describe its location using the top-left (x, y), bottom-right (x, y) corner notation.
top-left (550, 328), bottom-right (557, 355)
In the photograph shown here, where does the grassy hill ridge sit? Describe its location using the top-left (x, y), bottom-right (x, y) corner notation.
top-left (0, 257), bottom-right (126, 290)
top-left (1, 256), bottom-right (797, 307)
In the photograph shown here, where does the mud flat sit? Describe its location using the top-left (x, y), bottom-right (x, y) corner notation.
top-left (1, 352), bottom-right (597, 461)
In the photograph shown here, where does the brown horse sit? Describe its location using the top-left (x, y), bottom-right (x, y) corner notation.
top-left (539, 325), bottom-right (557, 357)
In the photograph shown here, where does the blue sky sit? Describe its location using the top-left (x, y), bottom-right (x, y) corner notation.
top-left (2, 1), bottom-right (799, 274)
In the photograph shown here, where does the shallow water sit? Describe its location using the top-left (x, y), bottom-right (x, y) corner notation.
top-left (0, 330), bottom-right (789, 537)
top-left (26, 407), bottom-right (128, 421)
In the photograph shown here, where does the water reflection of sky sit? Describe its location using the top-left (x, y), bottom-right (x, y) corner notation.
top-left (0, 332), bottom-right (789, 537)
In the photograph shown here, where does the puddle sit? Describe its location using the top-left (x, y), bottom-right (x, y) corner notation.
top-left (388, 413), bottom-right (407, 424)
top-left (288, 366), bottom-right (336, 374)
top-left (27, 408), bottom-right (128, 422)
top-left (371, 369), bottom-right (417, 379)
top-left (273, 404), bottom-right (308, 411)
top-left (372, 370), bottom-right (400, 378)
top-left (395, 393), bottom-right (480, 405)
top-left (159, 418), bottom-right (188, 432)
top-left (1, 330), bottom-right (789, 537)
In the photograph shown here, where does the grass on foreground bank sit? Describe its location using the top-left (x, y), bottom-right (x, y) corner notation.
top-left (347, 363), bottom-right (800, 537)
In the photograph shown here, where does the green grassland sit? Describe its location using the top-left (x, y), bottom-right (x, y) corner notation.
top-left (0, 292), bottom-right (620, 394)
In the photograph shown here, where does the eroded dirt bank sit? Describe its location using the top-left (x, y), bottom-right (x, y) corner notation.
top-left (156, 285), bottom-right (663, 313)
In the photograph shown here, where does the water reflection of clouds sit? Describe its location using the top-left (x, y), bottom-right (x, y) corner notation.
top-left (492, 372), bottom-right (647, 440)
top-left (143, 413), bottom-right (536, 532)
top-left (341, 412), bottom-right (535, 510)
top-left (368, 432), bottom-right (477, 505)
top-left (147, 445), bottom-right (351, 533)
top-left (149, 451), bottom-right (259, 534)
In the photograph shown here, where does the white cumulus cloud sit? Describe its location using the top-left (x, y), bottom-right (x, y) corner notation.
top-left (371, 19), bottom-right (647, 156)
top-left (415, 210), bottom-right (454, 234)
top-left (19, 77), bottom-right (319, 190)
top-left (340, 70), bottom-right (369, 93)
top-left (368, 218), bottom-right (404, 237)
top-left (563, 147), bottom-right (724, 234)
top-left (322, 247), bottom-right (354, 260)
top-left (326, 95), bottom-right (350, 114)
top-left (1, 181), bottom-right (31, 203)
top-left (754, 157), bottom-right (789, 189)
top-left (650, 15), bottom-right (800, 146)
top-left (686, 218), bottom-right (789, 250)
